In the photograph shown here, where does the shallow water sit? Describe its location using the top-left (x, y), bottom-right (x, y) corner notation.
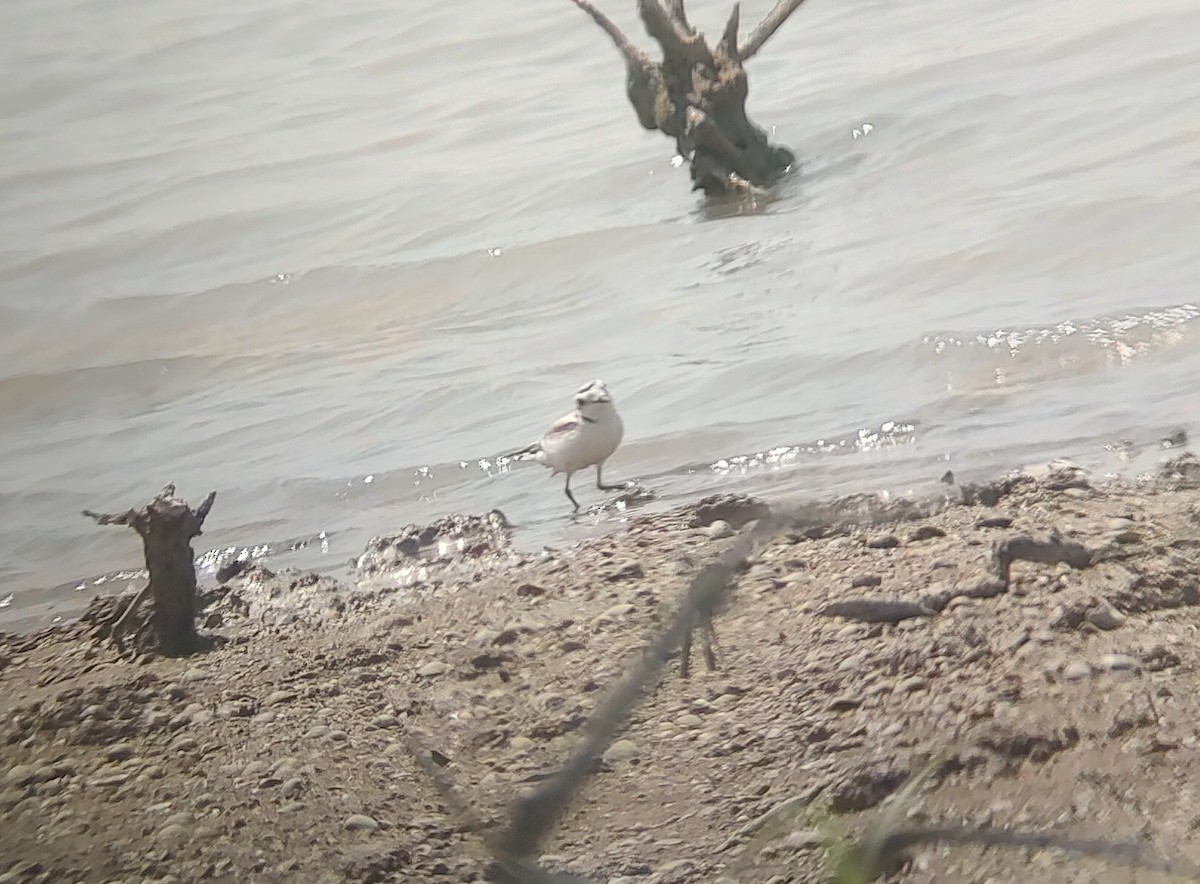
top-left (2, 0), bottom-right (1198, 630)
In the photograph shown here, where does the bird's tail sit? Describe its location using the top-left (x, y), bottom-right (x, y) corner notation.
top-left (500, 442), bottom-right (540, 461)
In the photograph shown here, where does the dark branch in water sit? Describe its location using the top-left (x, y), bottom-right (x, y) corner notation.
top-left (564, 0), bottom-right (810, 196)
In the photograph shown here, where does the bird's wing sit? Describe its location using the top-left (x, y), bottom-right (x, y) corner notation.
top-left (542, 414), bottom-right (581, 442)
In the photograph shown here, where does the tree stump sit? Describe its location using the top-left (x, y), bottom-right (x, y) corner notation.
top-left (566, 0), bottom-right (812, 196)
top-left (83, 484), bottom-right (217, 656)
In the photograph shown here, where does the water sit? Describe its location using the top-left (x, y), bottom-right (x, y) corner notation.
top-left (2, 0), bottom-right (1198, 632)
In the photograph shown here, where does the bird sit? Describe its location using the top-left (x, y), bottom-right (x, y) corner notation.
top-left (503, 379), bottom-right (627, 510)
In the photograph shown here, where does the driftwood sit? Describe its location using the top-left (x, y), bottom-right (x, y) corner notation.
top-left (83, 484), bottom-right (217, 656)
top-left (819, 532), bottom-right (1111, 625)
top-left (567, 0), bottom-right (811, 196)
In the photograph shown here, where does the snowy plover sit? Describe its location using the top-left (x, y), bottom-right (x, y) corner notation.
top-left (503, 379), bottom-right (627, 510)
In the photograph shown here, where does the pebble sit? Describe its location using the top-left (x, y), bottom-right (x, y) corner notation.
top-left (303, 725), bottom-right (331, 740)
top-left (264, 690), bottom-right (297, 707)
top-left (676, 713), bottom-right (703, 729)
top-left (172, 735), bottom-right (198, 752)
top-left (599, 603), bottom-right (636, 621)
top-left (145, 710), bottom-right (172, 729)
top-left (1062, 661), bottom-right (1091, 681)
top-left (5, 765), bottom-right (35, 787)
top-left (1098, 654), bottom-right (1140, 673)
top-left (908, 525), bottom-right (946, 542)
top-left (850, 574), bottom-right (882, 588)
top-left (417, 661), bottom-right (449, 678)
top-left (88, 770), bottom-right (130, 788)
top-left (707, 520), bottom-right (734, 540)
top-left (106, 742), bottom-right (135, 762)
top-left (280, 777), bottom-right (304, 799)
top-left (1086, 604), bottom-right (1126, 631)
top-left (828, 695), bottom-right (862, 711)
top-left (344, 814), bottom-right (379, 832)
top-left (252, 710), bottom-right (278, 725)
top-left (896, 676), bottom-right (929, 693)
top-left (606, 560), bottom-right (645, 581)
top-left (866, 534), bottom-right (900, 550)
top-left (509, 736), bottom-right (534, 751)
top-left (603, 740), bottom-right (640, 763)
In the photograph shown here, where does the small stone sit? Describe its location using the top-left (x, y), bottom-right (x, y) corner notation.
top-left (493, 627), bottom-right (521, 646)
top-left (264, 690), bottom-right (297, 706)
top-left (828, 696), bottom-right (862, 711)
top-left (1062, 660), bottom-right (1091, 681)
top-left (252, 710), bottom-right (277, 724)
top-left (145, 710), bottom-right (172, 729)
top-left (1111, 530), bottom-right (1143, 545)
top-left (896, 676), bottom-right (928, 693)
top-left (328, 730), bottom-right (349, 742)
top-left (344, 814), bottom-right (379, 832)
top-left (304, 725), bottom-right (331, 740)
top-left (707, 520), bottom-right (734, 540)
top-left (88, 770), bottom-right (130, 788)
top-left (676, 713), bottom-right (703, 729)
top-left (280, 777), bottom-right (304, 799)
top-left (417, 661), bottom-right (449, 678)
top-left (866, 534), bottom-right (900, 550)
top-left (1098, 654), bottom-right (1140, 673)
top-left (908, 525), bottom-right (946, 542)
top-left (5, 765), bottom-right (35, 787)
top-left (371, 715), bottom-right (399, 729)
top-left (106, 742), bottom-right (135, 762)
top-left (976, 516), bottom-right (1014, 529)
top-left (603, 740), bottom-right (640, 763)
top-left (173, 735), bottom-right (198, 752)
top-left (606, 560), bottom-right (645, 581)
top-left (1086, 604), bottom-right (1126, 631)
top-left (509, 736), bottom-right (534, 751)
top-left (515, 583), bottom-right (545, 597)
top-left (599, 603), bottom-right (636, 621)
top-left (850, 574), bottom-right (882, 588)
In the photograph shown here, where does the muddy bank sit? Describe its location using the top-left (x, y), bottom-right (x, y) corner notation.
top-left (5, 457), bottom-right (1200, 882)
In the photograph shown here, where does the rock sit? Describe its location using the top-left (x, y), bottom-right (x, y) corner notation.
top-left (606, 560), bottom-right (645, 581)
top-left (908, 525), bottom-right (946, 542)
top-left (1086, 604), bottom-right (1126, 631)
top-left (1062, 661), bottom-right (1091, 681)
top-left (344, 814), bottom-right (379, 832)
top-left (866, 534), bottom-right (900, 550)
top-left (828, 696), bottom-right (862, 711)
top-left (280, 777), bottom-right (304, 799)
top-left (264, 690), bottom-right (297, 706)
top-left (707, 520), bottom-right (734, 540)
top-left (676, 713), bottom-right (703, 729)
top-left (303, 725), bottom-right (331, 740)
top-left (976, 516), bottom-right (1014, 529)
top-left (850, 575), bottom-right (882, 589)
top-left (493, 627), bottom-right (521, 646)
top-left (1098, 654), bottom-right (1140, 673)
top-left (173, 735), bottom-right (199, 752)
top-left (896, 676), bottom-right (929, 693)
top-left (416, 661), bottom-right (449, 678)
top-left (515, 583), bottom-right (545, 597)
top-left (509, 736), bottom-right (534, 751)
top-left (1111, 530), bottom-right (1143, 545)
top-left (5, 764), bottom-right (35, 787)
top-left (105, 742), bottom-right (135, 761)
top-left (603, 740), bottom-right (640, 763)
top-left (599, 603), bottom-right (636, 621)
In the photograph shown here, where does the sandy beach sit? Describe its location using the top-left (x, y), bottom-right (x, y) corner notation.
top-left (5, 457), bottom-right (1200, 883)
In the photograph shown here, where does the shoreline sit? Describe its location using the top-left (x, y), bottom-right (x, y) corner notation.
top-left (5, 456), bottom-right (1200, 882)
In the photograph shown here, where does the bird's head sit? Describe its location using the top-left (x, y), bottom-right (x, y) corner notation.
top-left (574, 379), bottom-right (615, 415)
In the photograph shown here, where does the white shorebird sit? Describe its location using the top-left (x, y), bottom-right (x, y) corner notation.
top-left (503, 379), bottom-right (627, 510)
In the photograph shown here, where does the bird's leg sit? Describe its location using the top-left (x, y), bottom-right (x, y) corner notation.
top-left (564, 474), bottom-right (580, 510)
top-left (680, 622), bottom-right (694, 679)
top-left (596, 462), bottom-right (630, 492)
